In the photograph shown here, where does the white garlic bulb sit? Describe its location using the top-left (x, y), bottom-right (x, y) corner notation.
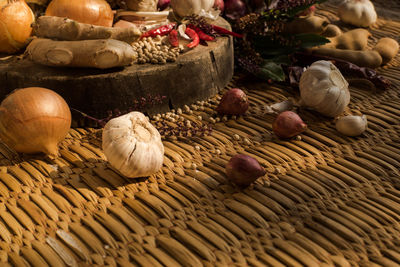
top-left (338, 0), bottom-right (377, 27)
top-left (336, 115), bottom-right (368, 136)
top-left (299, 60), bottom-right (350, 117)
top-left (170, 0), bottom-right (215, 18)
top-left (102, 112), bottom-right (164, 178)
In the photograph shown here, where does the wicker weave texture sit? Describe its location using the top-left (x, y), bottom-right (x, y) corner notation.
top-left (0, 3), bottom-right (399, 267)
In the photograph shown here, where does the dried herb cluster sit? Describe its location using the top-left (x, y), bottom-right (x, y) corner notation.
top-left (233, 0), bottom-right (328, 82)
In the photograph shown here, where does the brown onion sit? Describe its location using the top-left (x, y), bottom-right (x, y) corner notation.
top-left (217, 88), bottom-right (249, 116)
top-left (45, 0), bottom-right (114, 27)
top-left (0, 87), bottom-right (71, 156)
top-left (226, 154), bottom-right (266, 187)
top-left (273, 111), bottom-right (307, 139)
top-left (0, 0), bottom-right (35, 54)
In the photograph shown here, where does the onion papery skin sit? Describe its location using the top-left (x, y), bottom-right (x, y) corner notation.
top-left (0, 87), bottom-right (71, 156)
top-left (45, 0), bottom-right (114, 27)
top-left (0, 0), bottom-right (35, 53)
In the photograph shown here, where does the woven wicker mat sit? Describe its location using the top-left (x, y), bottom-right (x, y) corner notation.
top-left (1, 3), bottom-right (400, 267)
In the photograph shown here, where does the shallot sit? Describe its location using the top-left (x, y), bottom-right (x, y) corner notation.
top-left (226, 154), bottom-right (266, 187)
top-left (157, 0), bottom-right (170, 10)
top-left (250, 0), bottom-right (266, 12)
top-left (273, 111), bottom-right (307, 139)
top-left (216, 88), bottom-right (249, 115)
top-left (224, 0), bottom-right (246, 20)
top-left (213, 0), bottom-right (224, 12)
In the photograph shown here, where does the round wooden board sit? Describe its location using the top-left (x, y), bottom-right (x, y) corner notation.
top-left (0, 17), bottom-right (234, 122)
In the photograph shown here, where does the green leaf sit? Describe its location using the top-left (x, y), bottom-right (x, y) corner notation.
top-left (253, 36), bottom-right (296, 57)
top-left (294, 33), bottom-right (330, 48)
top-left (257, 61), bottom-right (285, 82)
top-left (270, 55), bottom-right (291, 65)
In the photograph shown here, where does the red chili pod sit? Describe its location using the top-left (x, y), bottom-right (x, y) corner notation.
top-left (185, 27), bottom-right (200, 48)
top-left (169, 29), bottom-right (179, 47)
top-left (141, 23), bottom-right (176, 38)
top-left (211, 24), bottom-right (243, 38)
top-left (187, 24), bottom-right (215, 41)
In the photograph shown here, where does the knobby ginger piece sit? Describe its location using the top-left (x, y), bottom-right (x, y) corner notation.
top-left (25, 38), bottom-right (137, 69)
top-left (33, 16), bottom-right (142, 43)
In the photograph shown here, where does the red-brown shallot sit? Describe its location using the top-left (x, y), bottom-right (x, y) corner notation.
top-left (213, 0), bottom-right (224, 12)
top-left (273, 111), bottom-right (307, 139)
top-left (217, 88), bottom-right (249, 116)
top-left (224, 0), bottom-right (246, 20)
top-left (157, 0), bottom-right (170, 10)
top-left (226, 154), bottom-right (266, 187)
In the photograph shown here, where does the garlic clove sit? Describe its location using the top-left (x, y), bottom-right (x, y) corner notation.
top-left (270, 99), bottom-right (294, 113)
top-left (335, 115), bottom-right (367, 136)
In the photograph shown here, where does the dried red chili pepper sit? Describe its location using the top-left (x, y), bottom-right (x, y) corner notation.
top-left (211, 25), bottom-right (243, 38)
top-left (185, 28), bottom-right (200, 48)
top-left (187, 24), bottom-right (215, 41)
top-left (169, 29), bottom-right (179, 47)
top-left (141, 23), bottom-right (176, 38)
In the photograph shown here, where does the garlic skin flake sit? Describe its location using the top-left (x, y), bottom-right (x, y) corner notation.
top-left (336, 115), bottom-right (368, 136)
top-left (338, 0), bottom-right (377, 27)
top-left (299, 60), bottom-right (350, 117)
top-left (102, 112), bottom-right (164, 178)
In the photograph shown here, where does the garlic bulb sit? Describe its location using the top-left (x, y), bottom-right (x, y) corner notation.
top-left (336, 115), bottom-right (367, 136)
top-left (338, 0), bottom-right (377, 27)
top-left (299, 60), bottom-right (350, 117)
top-left (102, 112), bottom-right (164, 178)
top-left (170, 0), bottom-right (215, 18)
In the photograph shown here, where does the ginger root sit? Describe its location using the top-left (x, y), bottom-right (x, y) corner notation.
top-left (318, 29), bottom-right (370, 50)
top-left (311, 48), bottom-right (382, 69)
top-left (373, 37), bottom-right (399, 65)
top-left (321, 24), bottom-right (342, 38)
top-left (283, 16), bottom-right (329, 35)
top-left (25, 38), bottom-right (137, 69)
top-left (33, 16), bottom-right (142, 43)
